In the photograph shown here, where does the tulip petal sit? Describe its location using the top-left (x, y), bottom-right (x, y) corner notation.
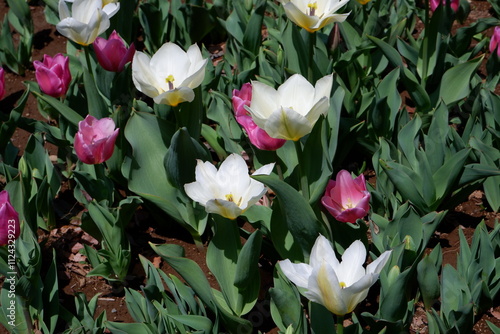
top-left (151, 43), bottom-right (191, 91)
top-left (282, 2), bottom-right (320, 32)
top-left (309, 235), bottom-right (339, 271)
top-left (312, 260), bottom-right (348, 315)
top-left (35, 66), bottom-right (64, 97)
top-left (132, 52), bottom-right (162, 98)
top-left (205, 199), bottom-right (243, 220)
top-left (341, 273), bottom-right (375, 313)
top-left (265, 107), bottom-right (313, 141)
top-left (249, 81), bottom-right (279, 123)
top-left (153, 87), bottom-right (195, 106)
top-left (279, 259), bottom-right (313, 289)
top-left (337, 240), bottom-right (367, 285)
top-left (278, 74), bottom-right (316, 114)
top-left (366, 250), bottom-right (392, 275)
top-left (313, 74), bottom-right (333, 104)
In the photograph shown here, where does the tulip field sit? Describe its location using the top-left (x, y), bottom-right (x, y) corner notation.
top-left (1, 0), bottom-right (500, 333)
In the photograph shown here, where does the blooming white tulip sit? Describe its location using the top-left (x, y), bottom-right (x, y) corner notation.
top-left (246, 74), bottom-right (333, 141)
top-left (184, 154), bottom-right (274, 220)
top-left (279, 0), bottom-right (350, 32)
top-left (280, 235), bottom-right (392, 316)
top-left (132, 42), bottom-right (208, 106)
top-left (56, 0), bottom-right (120, 46)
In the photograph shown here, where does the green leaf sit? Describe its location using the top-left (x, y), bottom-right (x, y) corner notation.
top-left (438, 56), bottom-right (483, 105)
top-left (417, 255), bottom-right (440, 310)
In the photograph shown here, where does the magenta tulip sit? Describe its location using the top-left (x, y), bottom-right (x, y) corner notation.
top-left (74, 115), bottom-right (119, 164)
top-left (321, 170), bottom-right (371, 224)
top-left (0, 67), bottom-right (5, 100)
top-left (93, 30), bottom-right (135, 72)
top-left (0, 190), bottom-right (20, 246)
top-left (232, 83), bottom-right (286, 151)
top-left (430, 0), bottom-right (459, 12)
top-left (490, 27), bottom-right (500, 58)
top-left (33, 53), bottom-right (71, 98)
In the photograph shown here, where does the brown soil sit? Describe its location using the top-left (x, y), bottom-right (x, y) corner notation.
top-left (0, 1), bottom-right (499, 333)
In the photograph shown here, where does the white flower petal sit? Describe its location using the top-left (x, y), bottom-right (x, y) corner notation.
top-left (132, 52), bottom-right (161, 98)
top-left (278, 74), bottom-right (315, 115)
top-left (309, 235), bottom-right (339, 271)
top-left (279, 260), bottom-right (312, 289)
top-left (153, 87), bottom-right (195, 106)
top-left (205, 199), bottom-right (243, 220)
top-left (366, 250), bottom-right (392, 275)
top-left (249, 81), bottom-right (280, 124)
top-left (265, 107), bottom-right (313, 141)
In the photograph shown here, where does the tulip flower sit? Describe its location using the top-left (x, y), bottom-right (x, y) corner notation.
top-left (0, 190), bottom-right (20, 246)
top-left (74, 115), bottom-right (119, 164)
top-left (232, 83), bottom-right (286, 151)
top-left (56, 0), bottom-right (120, 46)
top-left (33, 54), bottom-right (72, 98)
top-left (321, 170), bottom-right (371, 224)
top-left (132, 42), bottom-right (208, 106)
top-left (245, 74), bottom-right (333, 141)
top-left (280, 235), bottom-right (392, 316)
top-left (184, 154), bottom-right (274, 220)
top-left (0, 67), bottom-right (5, 100)
top-left (490, 26), bottom-right (500, 58)
top-left (279, 0), bottom-right (349, 33)
top-left (429, 0), bottom-right (459, 12)
top-left (93, 30), bottom-right (135, 72)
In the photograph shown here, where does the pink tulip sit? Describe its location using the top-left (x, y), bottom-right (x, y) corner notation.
top-left (321, 170), bottom-right (371, 224)
top-left (232, 83), bottom-right (286, 151)
top-left (0, 67), bottom-right (5, 100)
top-left (430, 0), bottom-right (459, 12)
top-left (0, 190), bottom-right (20, 246)
top-left (74, 115), bottom-right (119, 164)
top-left (93, 30), bottom-right (135, 72)
top-left (34, 54), bottom-right (71, 98)
top-left (490, 27), bottom-right (500, 58)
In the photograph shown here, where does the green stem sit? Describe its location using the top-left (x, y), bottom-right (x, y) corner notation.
top-left (336, 314), bottom-right (344, 334)
top-left (308, 31), bottom-right (316, 82)
top-left (421, 0), bottom-right (430, 87)
top-left (84, 45), bottom-right (95, 80)
top-left (294, 140), bottom-right (309, 201)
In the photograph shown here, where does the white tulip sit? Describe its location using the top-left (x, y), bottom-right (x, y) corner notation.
top-left (280, 235), bottom-right (392, 316)
top-left (279, 0), bottom-right (350, 32)
top-left (56, 0), bottom-right (119, 46)
top-left (132, 42), bottom-right (208, 106)
top-left (246, 74), bottom-right (333, 141)
top-left (184, 154), bottom-right (274, 220)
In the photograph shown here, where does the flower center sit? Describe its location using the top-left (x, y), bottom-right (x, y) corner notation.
top-left (225, 193), bottom-right (242, 206)
top-left (165, 75), bottom-right (175, 90)
top-left (342, 198), bottom-right (354, 210)
top-left (339, 281), bottom-right (347, 288)
top-left (307, 2), bottom-right (318, 16)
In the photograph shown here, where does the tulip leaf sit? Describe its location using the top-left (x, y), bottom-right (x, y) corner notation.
top-left (253, 174), bottom-right (325, 261)
top-left (164, 127), bottom-right (210, 191)
top-left (438, 55), bottom-right (483, 105)
top-left (417, 255), bottom-right (440, 310)
top-left (29, 87), bottom-right (84, 127)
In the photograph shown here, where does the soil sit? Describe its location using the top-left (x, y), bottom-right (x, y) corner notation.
top-left (0, 1), bottom-right (499, 333)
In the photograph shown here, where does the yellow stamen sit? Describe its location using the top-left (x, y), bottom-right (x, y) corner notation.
top-left (339, 281), bottom-right (347, 288)
top-left (307, 2), bottom-right (318, 16)
top-left (343, 198), bottom-right (354, 210)
top-left (166, 75), bottom-right (175, 90)
top-left (225, 194), bottom-right (243, 206)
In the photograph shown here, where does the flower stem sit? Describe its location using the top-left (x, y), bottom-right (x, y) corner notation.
top-left (336, 314), bottom-right (344, 334)
top-left (294, 140), bottom-right (309, 201)
top-left (84, 45), bottom-right (95, 80)
top-left (308, 31), bottom-right (316, 82)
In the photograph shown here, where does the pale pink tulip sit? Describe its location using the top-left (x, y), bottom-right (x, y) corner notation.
top-left (321, 170), bottom-right (371, 224)
top-left (489, 26), bottom-right (500, 58)
top-left (74, 115), bottom-right (119, 164)
top-left (232, 83), bottom-right (286, 151)
top-left (430, 0), bottom-right (459, 12)
top-left (33, 54), bottom-right (71, 98)
top-left (0, 190), bottom-right (20, 246)
top-left (93, 30), bottom-right (135, 72)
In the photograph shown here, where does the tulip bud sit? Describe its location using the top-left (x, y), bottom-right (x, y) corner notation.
top-left (93, 30), bottom-right (135, 72)
top-left (430, 0), bottom-right (459, 12)
top-left (321, 170), bottom-right (371, 224)
top-left (0, 190), bottom-right (20, 246)
top-left (33, 54), bottom-right (72, 98)
top-left (232, 83), bottom-right (286, 151)
top-left (74, 115), bottom-right (119, 164)
top-left (0, 67), bottom-right (5, 100)
top-left (386, 265), bottom-right (401, 287)
top-left (490, 26), bottom-right (500, 58)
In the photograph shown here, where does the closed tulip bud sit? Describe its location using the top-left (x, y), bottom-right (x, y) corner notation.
top-left (93, 30), bottom-right (135, 72)
top-left (33, 54), bottom-right (72, 98)
top-left (0, 190), bottom-right (20, 246)
top-left (232, 83), bottom-right (286, 151)
top-left (280, 236), bottom-right (392, 316)
top-left (56, 0), bottom-right (120, 46)
top-left (0, 67), bottom-right (5, 100)
top-left (429, 0), bottom-right (459, 12)
top-left (74, 115), bottom-right (119, 164)
top-left (321, 170), bottom-right (371, 224)
top-left (490, 26), bottom-right (500, 58)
